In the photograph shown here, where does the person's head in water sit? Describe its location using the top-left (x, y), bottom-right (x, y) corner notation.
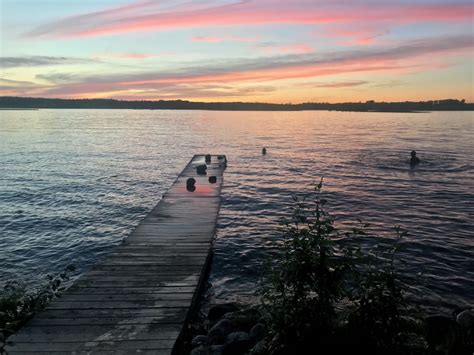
top-left (410, 150), bottom-right (420, 165)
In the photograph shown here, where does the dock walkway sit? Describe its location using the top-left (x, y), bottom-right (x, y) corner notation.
top-left (6, 155), bottom-right (226, 354)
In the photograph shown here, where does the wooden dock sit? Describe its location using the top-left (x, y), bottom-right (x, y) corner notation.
top-left (5, 155), bottom-right (226, 354)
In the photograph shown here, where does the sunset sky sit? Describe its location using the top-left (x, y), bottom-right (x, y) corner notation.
top-left (0, 0), bottom-right (472, 103)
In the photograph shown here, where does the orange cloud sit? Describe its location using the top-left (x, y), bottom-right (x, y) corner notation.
top-left (6, 34), bottom-right (472, 101)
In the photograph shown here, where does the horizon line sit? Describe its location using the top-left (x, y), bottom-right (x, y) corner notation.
top-left (0, 96), bottom-right (472, 105)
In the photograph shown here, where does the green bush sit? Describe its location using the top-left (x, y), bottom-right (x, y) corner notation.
top-left (261, 180), bottom-right (421, 354)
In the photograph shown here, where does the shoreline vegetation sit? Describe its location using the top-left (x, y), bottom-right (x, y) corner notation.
top-left (0, 265), bottom-right (76, 354)
top-left (184, 183), bottom-right (473, 355)
top-left (0, 97), bottom-right (472, 112)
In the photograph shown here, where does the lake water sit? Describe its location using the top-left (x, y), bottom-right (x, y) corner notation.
top-left (0, 109), bottom-right (472, 313)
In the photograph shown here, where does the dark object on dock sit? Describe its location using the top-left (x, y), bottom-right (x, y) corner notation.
top-left (209, 176), bottom-right (217, 184)
top-left (205, 154), bottom-right (212, 163)
top-left (262, 147), bottom-right (267, 155)
top-left (4, 155), bottom-right (226, 354)
top-left (196, 164), bottom-right (207, 175)
top-left (410, 150), bottom-right (420, 166)
top-left (217, 155), bottom-right (227, 169)
top-left (187, 177), bottom-right (196, 191)
top-left (218, 155), bottom-right (228, 169)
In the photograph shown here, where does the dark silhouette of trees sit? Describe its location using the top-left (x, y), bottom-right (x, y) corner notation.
top-left (0, 96), bottom-right (471, 111)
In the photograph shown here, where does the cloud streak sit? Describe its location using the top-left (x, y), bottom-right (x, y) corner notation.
top-left (25, 1), bottom-right (473, 38)
top-left (18, 34), bottom-right (471, 99)
top-left (0, 56), bottom-right (93, 68)
top-left (311, 81), bottom-right (369, 88)
top-left (256, 42), bottom-right (314, 54)
top-left (93, 52), bottom-right (161, 60)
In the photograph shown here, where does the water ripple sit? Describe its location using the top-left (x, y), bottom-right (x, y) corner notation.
top-left (0, 110), bottom-right (472, 314)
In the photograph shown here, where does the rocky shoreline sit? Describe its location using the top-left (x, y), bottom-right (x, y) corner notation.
top-left (184, 302), bottom-right (473, 355)
top-left (186, 303), bottom-right (267, 355)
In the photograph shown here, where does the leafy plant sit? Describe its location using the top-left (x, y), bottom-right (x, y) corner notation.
top-left (346, 227), bottom-right (407, 350)
top-left (0, 264), bottom-right (75, 354)
top-left (261, 180), bottom-right (349, 352)
top-left (261, 180), bottom-right (421, 354)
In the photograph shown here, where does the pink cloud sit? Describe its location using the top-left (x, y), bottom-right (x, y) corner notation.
top-left (120, 53), bottom-right (158, 59)
top-left (192, 36), bottom-right (221, 42)
top-left (322, 25), bottom-right (391, 46)
top-left (26, 62), bottom-right (408, 100)
top-left (258, 43), bottom-right (314, 54)
top-left (7, 34), bottom-right (472, 100)
top-left (25, 1), bottom-right (473, 38)
top-left (94, 52), bottom-right (160, 60)
top-left (192, 35), bottom-right (258, 43)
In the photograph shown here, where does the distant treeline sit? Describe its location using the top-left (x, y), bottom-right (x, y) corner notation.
top-left (0, 97), bottom-right (472, 112)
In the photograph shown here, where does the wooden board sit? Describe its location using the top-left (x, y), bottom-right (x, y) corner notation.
top-left (5, 155), bottom-right (226, 354)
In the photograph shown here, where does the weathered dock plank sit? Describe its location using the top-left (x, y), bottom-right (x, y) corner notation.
top-left (5, 155), bottom-right (226, 354)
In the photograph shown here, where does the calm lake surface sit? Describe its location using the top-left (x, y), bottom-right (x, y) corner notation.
top-left (0, 109), bottom-right (472, 313)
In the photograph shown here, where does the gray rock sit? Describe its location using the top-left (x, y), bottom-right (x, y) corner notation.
top-left (250, 340), bottom-right (266, 355)
top-left (208, 319), bottom-right (233, 345)
top-left (223, 331), bottom-right (252, 355)
top-left (224, 309), bottom-right (261, 331)
top-left (425, 315), bottom-right (462, 351)
top-left (402, 332), bottom-right (428, 351)
top-left (190, 345), bottom-right (211, 355)
top-left (210, 345), bottom-right (225, 355)
top-left (208, 303), bottom-right (239, 321)
top-left (225, 331), bottom-right (250, 344)
top-left (456, 309), bottom-right (474, 328)
top-left (249, 323), bottom-right (266, 342)
top-left (191, 335), bottom-right (209, 348)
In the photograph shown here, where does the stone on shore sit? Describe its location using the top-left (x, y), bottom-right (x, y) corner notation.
top-left (456, 309), bottom-right (474, 329)
top-left (211, 345), bottom-right (225, 355)
top-left (249, 323), bottom-right (266, 342)
top-left (191, 335), bottom-right (210, 348)
top-left (208, 319), bottom-right (233, 345)
top-left (208, 303), bottom-right (240, 321)
top-left (224, 308), bottom-right (261, 331)
top-left (250, 340), bottom-right (266, 355)
top-left (223, 331), bottom-right (252, 355)
top-left (425, 315), bottom-right (462, 351)
top-left (190, 345), bottom-right (211, 355)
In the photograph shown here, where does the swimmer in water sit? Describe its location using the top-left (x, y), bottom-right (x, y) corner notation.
top-left (410, 150), bottom-right (420, 166)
